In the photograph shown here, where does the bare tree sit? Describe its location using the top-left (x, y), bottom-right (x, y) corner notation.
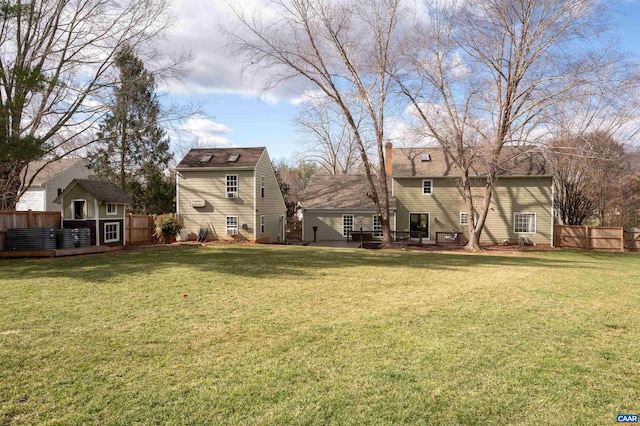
top-left (226, 0), bottom-right (413, 246)
top-left (295, 96), bottom-right (373, 174)
top-left (551, 132), bottom-right (639, 226)
top-left (0, 0), bottom-right (178, 210)
top-left (397, 0), bottom-right (627, 250)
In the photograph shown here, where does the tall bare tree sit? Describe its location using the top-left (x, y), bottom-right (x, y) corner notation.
top-left (551, 133), bottom-right (639, 226)
top-left (295, 97), bottom-right (373, 174)
top-left (226, 0), bottom-right (413, 246)
top-left (0, 0), bottom-right (176, 210)
top-left (397, 0), bottom-right (627, 250)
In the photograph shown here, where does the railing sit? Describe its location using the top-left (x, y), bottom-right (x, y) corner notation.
top-left (436, 231), bottom-right (466, 245)
top-left (390, 231), bottom-right (424, 244)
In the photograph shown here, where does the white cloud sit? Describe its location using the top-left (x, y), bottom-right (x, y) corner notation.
top-left (158, 0), bottom-right (312, 103)
top-left (178, 115), bottom-right (234, 147)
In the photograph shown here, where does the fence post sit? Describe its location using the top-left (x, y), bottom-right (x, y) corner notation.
top-left (27, 209), bottom-right (33, 228)
top-left (620, 227), bottom-right (625, 252)
top-left (128, 213), bottom-right (132, 245)
top-left (584, 225), bottom-right (590, 249)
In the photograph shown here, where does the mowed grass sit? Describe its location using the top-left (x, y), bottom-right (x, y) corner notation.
top-left (1, 245), bottom-right (639, 425)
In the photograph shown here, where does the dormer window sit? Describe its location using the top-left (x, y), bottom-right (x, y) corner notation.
top-left (228, 153), bottom-right (240, 162)
top-left (421, 153), bottom-right (431, 162)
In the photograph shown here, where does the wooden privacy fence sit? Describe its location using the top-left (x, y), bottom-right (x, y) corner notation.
top-left (125, 214), bottom-right (161, 245)
top-left (554, 224), bottom-right (640, 251)
top-left (0, 210), bottom-right (167, 249)
top-left (0, 210), bottom-right (62, 251)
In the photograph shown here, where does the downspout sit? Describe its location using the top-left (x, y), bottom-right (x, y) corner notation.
top-left (95, 198), bottom-right (100, 246)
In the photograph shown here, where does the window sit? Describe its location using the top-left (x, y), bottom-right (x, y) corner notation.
top-left (373, 215), bottom-right (383, 238)
top-left (57, 188), bottom-right (63, 196)
top-left (342, 214), bottom-right (354, 238)
top-left (104, 222), bottom-right (120, 243)
top-left (106, 203), bottom-right (117, 215)
top-left (226, 216), bottom-right (239, 235)
top-left (261, 176), bottom-right (265, 198)
top-left (228, 153), bottom-right (240, 162)
top-left (73, 200), bottom-right (86, 219)
top-left (260, 215), bottom-right (265, 234)
top-left (422, 179), bottom-right (433, 195)
top-left (514, 213), bottom-right (536, 234)
top-left (226, 174), bottom-right (238, 198)
top-left (460, 212), bottom-right (477, 226)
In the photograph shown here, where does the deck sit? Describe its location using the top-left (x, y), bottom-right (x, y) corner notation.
top-left (0, 245), bottom-right (124, 258)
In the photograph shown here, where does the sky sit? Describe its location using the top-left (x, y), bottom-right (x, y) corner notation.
top-left (160, 0), bottom-right (640, 164)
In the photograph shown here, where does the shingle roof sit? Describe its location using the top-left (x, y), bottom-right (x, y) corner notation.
top-left (22, 158), bottom-right (88, 186)
top-left (392, 146), bottom-right (552, 177)
top-left (176, 147), bottom-right (265, 169)
top-left (54, 179), bottom-right (132, 205)
top-left (301, 174), bottom-right (396, 210)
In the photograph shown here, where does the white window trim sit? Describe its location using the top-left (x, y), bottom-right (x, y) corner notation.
top-left (226, 174), bottom-right (239, 197)
top-left (460, 211), bottom-right (477, 226)
top-left (342, 214), bottom-right (354, 238)
top-left (372, 214), bottom-right (383, 237)
top-left (422, 179), bottom-right (433, 195)
top-left (106, 203), bottom-right (118, 216)
top-left (226, 216), bottom-right (239, 236)
top-left (104, 222), bottom-right (120, 243)
top-left (72, 199), bottom-right (87, 219)
top-left (514, 212), bottom-right (537, 234)
top-left (260, 215), bottom-right (265, 234)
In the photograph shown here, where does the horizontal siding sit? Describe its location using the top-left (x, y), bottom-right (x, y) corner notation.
top-left (394, 177), bottom-right (553, 244)
top-left (303, 210), bottom-right (395, 242)
top-left (255, 150), bottom-right (287, 242)
top-left (177, 170), bottom-right (256, 240)
top-left (45, 161), bottom-right (91, 212)
top-left (63, 185), bottom-right (96, 219)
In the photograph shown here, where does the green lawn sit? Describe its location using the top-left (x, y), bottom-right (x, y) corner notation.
top-left (1, 245), bottom-right (639, 425)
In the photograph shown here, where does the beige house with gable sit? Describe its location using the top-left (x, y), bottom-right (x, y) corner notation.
top-left (392, 145), bottom-right (553, 245)
top-left (176, 147), bottom-right (287, 243)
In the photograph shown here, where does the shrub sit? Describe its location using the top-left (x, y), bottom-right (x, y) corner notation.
top-left (154, 214), bottom-right (182, 244)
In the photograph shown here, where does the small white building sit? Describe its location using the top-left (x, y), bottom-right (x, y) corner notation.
top-left (16, 159), bottom-right (92, 212)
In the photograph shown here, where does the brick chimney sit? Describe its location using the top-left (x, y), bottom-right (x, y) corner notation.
top-left (385, 141), bottom-right (393, 176)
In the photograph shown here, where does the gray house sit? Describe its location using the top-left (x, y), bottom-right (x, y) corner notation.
top-left (54, 179), bottom-right (132, 246)
top-left (300, 174), bottom-right (396, 242)
top-left (16, 158), bottom-right (92, 212)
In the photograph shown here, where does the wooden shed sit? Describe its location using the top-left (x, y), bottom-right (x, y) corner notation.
top-left (54, 179), bottom-right (132, 246)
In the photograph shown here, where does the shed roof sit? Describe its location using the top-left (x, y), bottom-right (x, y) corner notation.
top-left (54, 179), bottom-right (132, 205)
top-left (21, 158), bottom-right (88, 187)
top-left (176, 147), bottom-right (265, 170)
top-left (301, 174), bottom-right (396, 211)
top-left (391, 146), bottom-right (552, 178)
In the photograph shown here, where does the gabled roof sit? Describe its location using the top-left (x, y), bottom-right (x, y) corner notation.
top-left (301, 174), bottom-right (396, 210)
top-left (392, 146), bottom-right (552, 178)
top-left (22, 158), bottom-right (89, 187)
top-left (176, 147), bottom-right (266, 170)
top-left (54, 179), bottom-right (132, 205)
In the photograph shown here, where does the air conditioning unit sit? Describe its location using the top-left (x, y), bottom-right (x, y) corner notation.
top-left (227, 229), bottom-right (238, 236)
top-left (226, 192), bottom-right (238, 199)
top-left (190, 199), bottom-right (205, 208)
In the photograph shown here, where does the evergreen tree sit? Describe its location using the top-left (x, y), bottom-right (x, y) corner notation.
top-left (88, 44), bottom-right (174, 213)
